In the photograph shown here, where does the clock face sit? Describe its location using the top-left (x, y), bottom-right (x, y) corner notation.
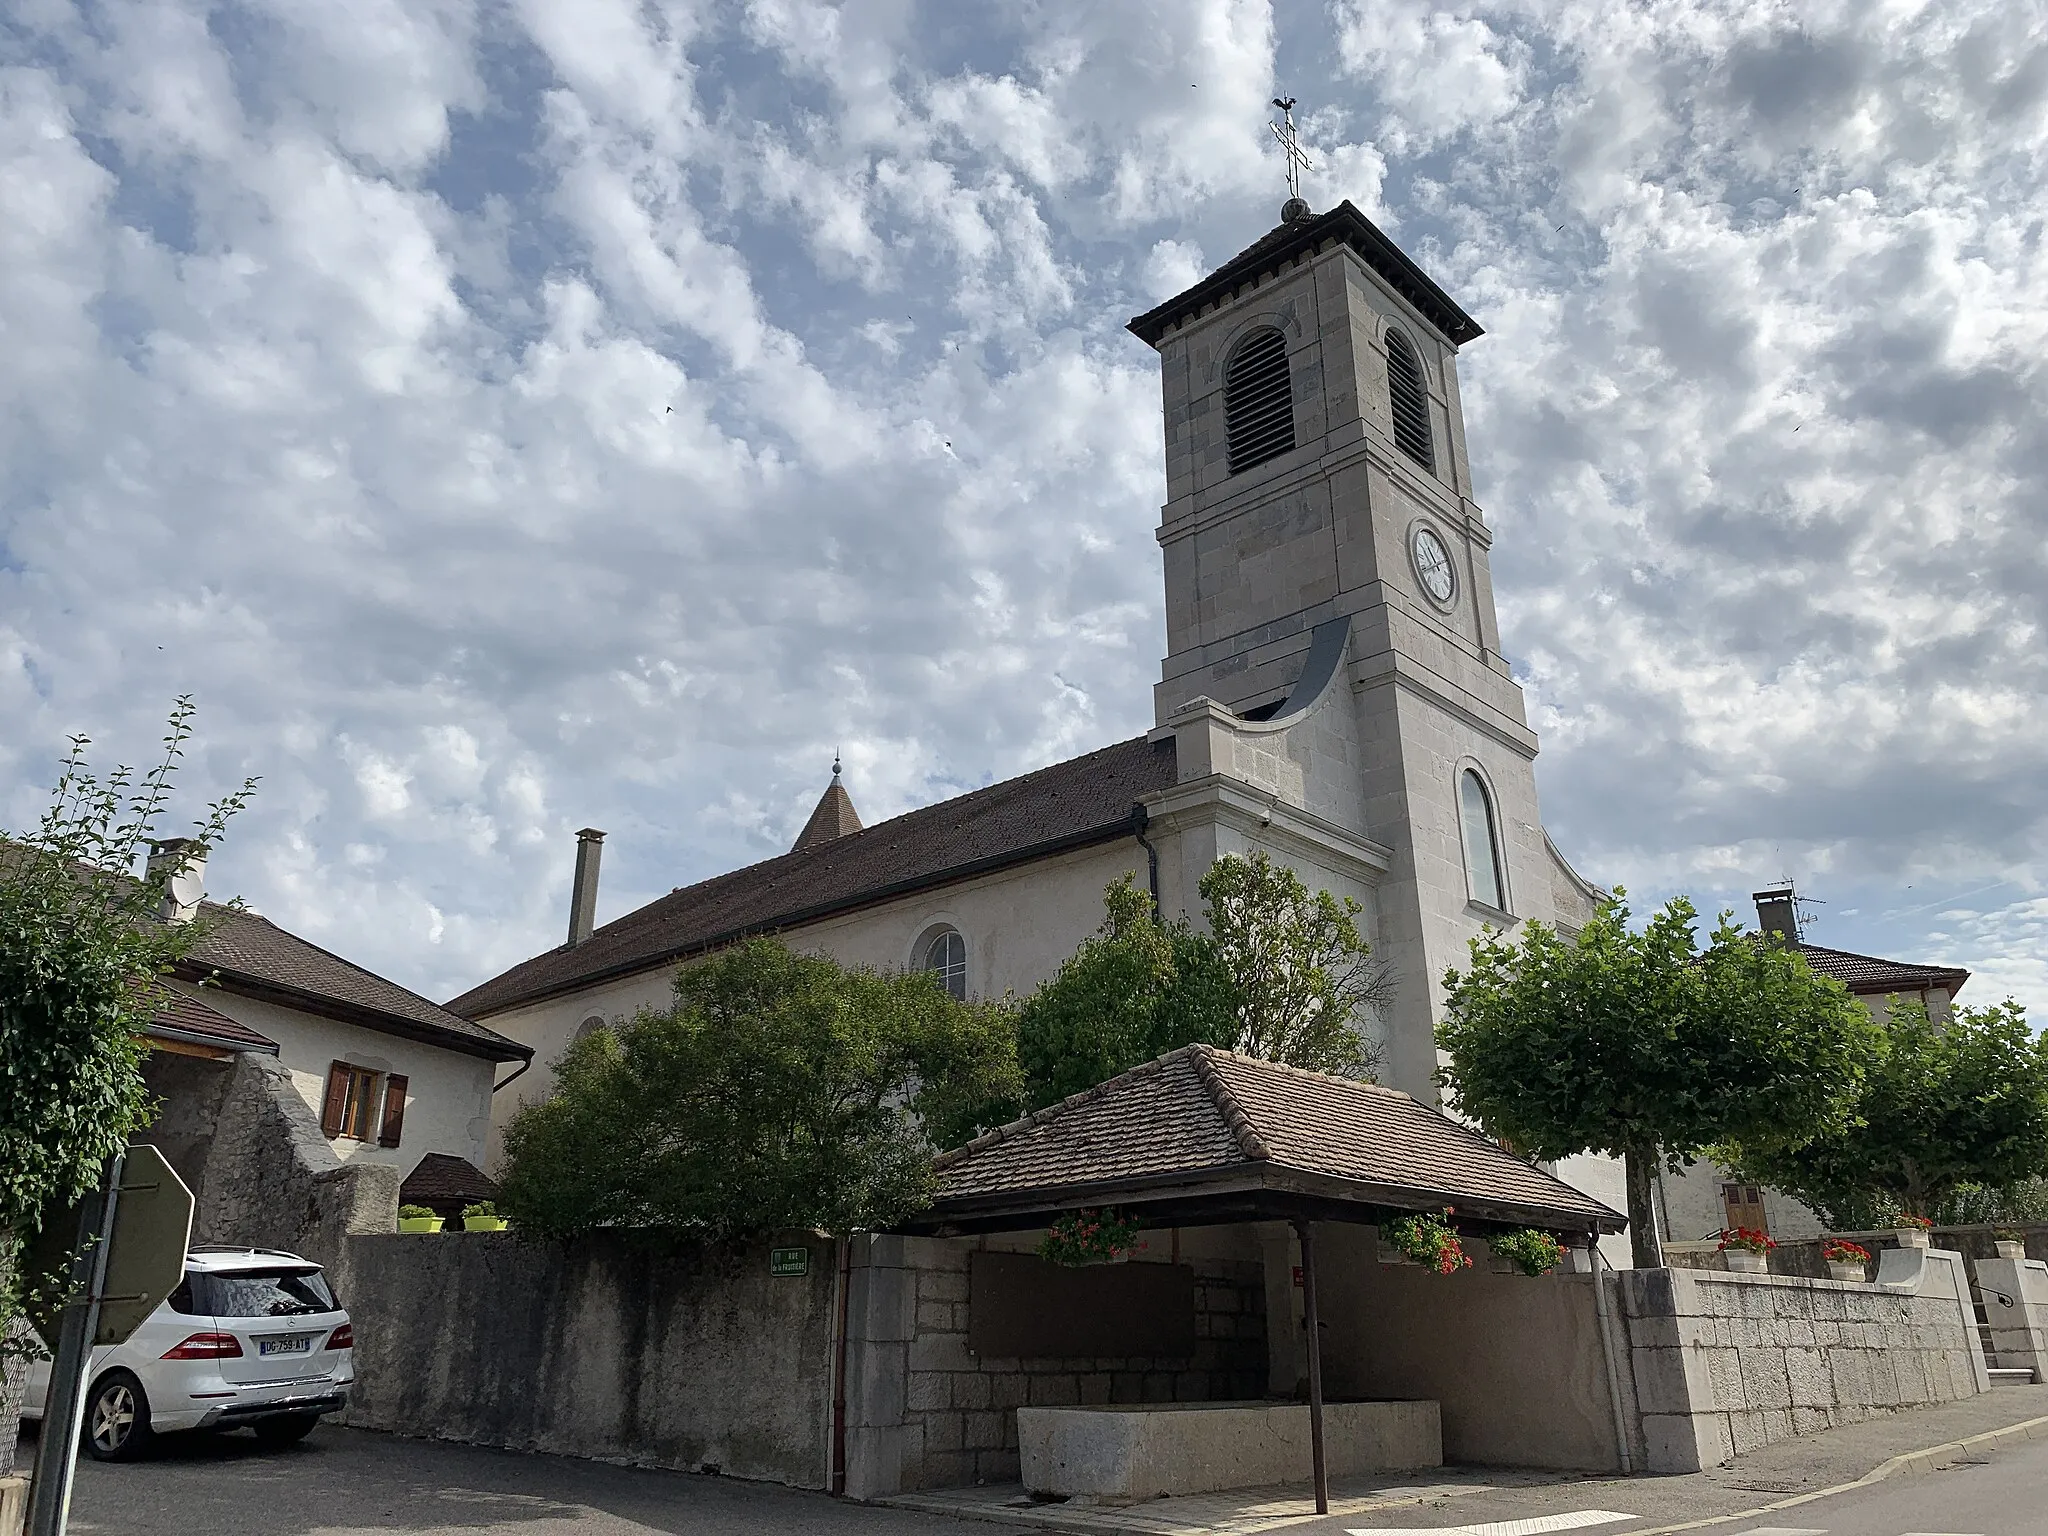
top-left (1411, 526), bottom-right (1456, 604)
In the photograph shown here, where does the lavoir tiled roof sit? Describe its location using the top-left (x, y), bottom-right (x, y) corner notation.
top-left (1127, 200), bottom-right (1485, 348)
top-left (1795, 942), bottom-right (1970, 998)
top-left (182, 902), bottom-right (530, 1062)
top-left (452, 734), bottom-right (1179, 1019)
top-left (921, 1045), bottom-right (1624, 1236)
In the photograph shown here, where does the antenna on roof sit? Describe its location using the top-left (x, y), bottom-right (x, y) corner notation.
top-left (1270, 98), bottom-right (1314, 221)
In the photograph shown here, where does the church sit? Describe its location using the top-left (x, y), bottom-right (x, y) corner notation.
top-left (451, 194), bottom-right (1623, 1236)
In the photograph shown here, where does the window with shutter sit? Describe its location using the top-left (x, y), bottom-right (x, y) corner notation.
top-left (378, 1074), bottom-right (409, 1148)
top-left (1385, 327), bottom-right (1435, 471)
top-left (320, 1062), bottom-right (350, 1139)
top-left (1222, 328), bottom-right (1296, 474)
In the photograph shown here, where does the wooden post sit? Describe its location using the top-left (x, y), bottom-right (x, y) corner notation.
top-left (1294, 1218), bottom-right (1328, 1514)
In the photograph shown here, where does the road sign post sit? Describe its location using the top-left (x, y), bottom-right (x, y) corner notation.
top-left (23, 1146), bottom-right (194, 1536)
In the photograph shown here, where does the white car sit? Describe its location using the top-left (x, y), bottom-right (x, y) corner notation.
top-left (25, 1245), bottom-right (354, 1460)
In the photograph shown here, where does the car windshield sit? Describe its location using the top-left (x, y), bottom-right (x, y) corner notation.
top-left (200, 1268), bottom-right (338, 1318)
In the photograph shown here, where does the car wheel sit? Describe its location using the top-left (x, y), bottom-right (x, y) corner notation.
top-left (84, 1372), bottom-right (154, 1462)
top-left (251, 1415), bottom-right (319, 1450)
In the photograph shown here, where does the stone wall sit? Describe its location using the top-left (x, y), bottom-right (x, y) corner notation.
top-left (1621, 1246), bottom-right (1988, 1472)
top-left (844, 1233), bottom-right (1267, 1496)
top-left (340, 1229), bottom-right (837, 1487)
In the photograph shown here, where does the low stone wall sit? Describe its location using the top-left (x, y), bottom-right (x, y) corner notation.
top-left (843, 1232), bottom-right (1267, 1496)
top-left (1621, 1246), bottom-right (1988, 1472)
top-left (340, 1229), bottom-right (837, 1487)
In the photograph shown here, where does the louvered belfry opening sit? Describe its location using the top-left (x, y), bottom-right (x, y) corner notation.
top-left (1386, 327), bottom-right (1435, 471)
top-left (1223, 327), bottom-right (1295, 474)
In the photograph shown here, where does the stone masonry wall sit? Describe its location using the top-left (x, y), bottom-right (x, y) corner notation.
top-left (845, 1235), bottom-right (1266, 1495)
top-left (1621, 1248), bottom-right (1988, 1473)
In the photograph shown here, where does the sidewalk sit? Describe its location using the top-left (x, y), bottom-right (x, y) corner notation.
top-left (880, 1386), bottom-right (2048, 1536)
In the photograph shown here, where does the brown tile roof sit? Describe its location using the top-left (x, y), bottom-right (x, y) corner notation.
top-left (794, 778), bottom-right (864, 851)
top-left (451, 733), bottom-right (1179, 1018)
top-left (927, 1045), bottom-right (1623, 1234)
top-left (399, 1152), bottom-right (500, 1218)
top-left (1795, 942), bottom-right (1970, 997)
top-left (183, 903), bottom-right (530, 1063)
top-left (145, 989), bottom-right (278, 1054)
top-left (1127, 200), bottom-right (1484, 348)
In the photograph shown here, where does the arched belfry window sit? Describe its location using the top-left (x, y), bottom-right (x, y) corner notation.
top-left (921, 928), bottom-right (967, 1000)
top-left (1223, 327), bottom-right (1296, 473)
top-left (1386, 328), bottom-right (1435, 472)
top-left (1459, 769), bottom-right (1506, 911)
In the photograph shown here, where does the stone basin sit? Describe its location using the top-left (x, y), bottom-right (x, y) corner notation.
top-left (1016, 1398), bottom-right (1442, 1501)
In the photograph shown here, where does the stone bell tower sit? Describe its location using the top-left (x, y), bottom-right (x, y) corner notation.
top-left (1127, 199), bottom-right (1602, 1101)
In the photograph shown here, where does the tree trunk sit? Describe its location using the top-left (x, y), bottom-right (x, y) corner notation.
top-left (1625, 1148), bottom-right (1665, 1270)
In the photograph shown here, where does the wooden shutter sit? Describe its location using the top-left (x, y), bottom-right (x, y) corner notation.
top-left (378, 1074), bottom-right (409, 1148)
top-left (320, 1062), bottom-right (350, 1138)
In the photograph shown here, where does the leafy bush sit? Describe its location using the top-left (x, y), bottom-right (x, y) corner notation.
top-left (1488, 1228), bottom-right (1566, 1276)
top-left (499, 938), bottom-right (1020, 1242)
top-left (1038, 1209), bottom-right (1143, 1266)
top-left (1381, 1209), bottom-right (1471, 1274)
top-left (460, 1201), bottom-right (497, 1219)
top-left (397, 1205), bottom-right (437, 1220)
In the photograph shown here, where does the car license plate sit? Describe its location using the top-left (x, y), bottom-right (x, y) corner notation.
top-left (258, 1335), bottom-right (312, 1357)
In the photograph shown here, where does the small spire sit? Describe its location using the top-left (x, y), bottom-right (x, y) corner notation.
top-left (794, 758), bottom-right (864, 852)
top-left (832, 749), bottom-right (842, 783)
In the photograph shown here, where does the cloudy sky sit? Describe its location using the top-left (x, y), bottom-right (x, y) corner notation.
top-left (4, 0), bottom-right (2046, 1015)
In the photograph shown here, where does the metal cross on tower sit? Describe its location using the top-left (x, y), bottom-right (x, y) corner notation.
top-left (1270, 97), bottom-right (1314, 206)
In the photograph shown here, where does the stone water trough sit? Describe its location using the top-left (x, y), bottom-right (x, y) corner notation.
top-left (1017, 1399), bottom-right (1442, 1501)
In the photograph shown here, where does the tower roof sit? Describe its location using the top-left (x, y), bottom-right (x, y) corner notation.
top-left (792, 763), bottom-right (865, 852)
top-left (1126, 199), bottom-right (1484, 349)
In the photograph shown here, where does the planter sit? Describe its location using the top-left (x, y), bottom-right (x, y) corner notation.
top-left (1893, 1228), bottom-right (1931, 1249)
top-left (1995, 1240), bottom-right (2026, 1260)
top-left (1827, 1260), bottom-right (1866, 1282)
top-left (1723, 1249), bottom-right (1768, 1274)
top-left (397, 1216), bottom-right (444, 1234)
top-left (463, 1216), bottom-right (510, 1233)
top-left (1486, 1255), bottom-right (1517, 1275)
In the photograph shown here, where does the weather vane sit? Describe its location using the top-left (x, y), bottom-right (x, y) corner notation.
top-left (1270, 97), bottom-right (1314, 209)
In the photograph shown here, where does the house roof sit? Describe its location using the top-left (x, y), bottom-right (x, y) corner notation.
top-left (144, 989), bottom-right (279, 1055)
top-left (916, 1045), bottom-right (1624, 1236)
top-left (1795, 942), bottom-right (1970, 998)
top-left (450, 733), bottom-right (1179, 1019)
top-left (182, 902), bottom-right (531, 1063)
top-left (1127, 200), bottom-right (1485, 348)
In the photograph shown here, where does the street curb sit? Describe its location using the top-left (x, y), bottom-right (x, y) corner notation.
top-left (1630, 1411), bottom-right (2048, 1535)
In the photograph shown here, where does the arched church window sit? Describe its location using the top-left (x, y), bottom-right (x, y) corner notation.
top-left (1386, 328), bottom-right (1435, 472)
top-left (574, 1015), bottom-right (607, 1043)
top-left (1459, 769), bottom-right (1506, 911)
top-left (1223, 327), bottom-right (1296, 473)
top-left (921, 928), bottom-right (968, 1000)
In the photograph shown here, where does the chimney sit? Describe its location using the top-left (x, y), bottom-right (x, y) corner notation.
top-left (147, 838), bottom-right (208, 925)
top-left (567, 828), bottom-right (605, 946)
top-left (1753, 885), bottom-right (1799, 945)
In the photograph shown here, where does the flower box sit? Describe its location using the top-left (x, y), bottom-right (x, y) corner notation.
top-left (1724, 1249), bottom-right (1768, 1274)
top-left (1995, 1240), bottom-right (2026, 1260)
top-left (1894, 1228), bottom-right (1931, 1249)
top-left (397, 1215), bottom-right (443, 1234)
top-left (463, 1216), bottom-right (510, 1233)
top-left (1826, 1260), bottom-right (1865, 1282)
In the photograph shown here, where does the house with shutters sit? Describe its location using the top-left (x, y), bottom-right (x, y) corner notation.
top-left (135, 839), bottom-right (531, 1215)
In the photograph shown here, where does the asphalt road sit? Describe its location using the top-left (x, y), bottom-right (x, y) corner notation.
top-left (18, 1423), bottom-right (966, 1536)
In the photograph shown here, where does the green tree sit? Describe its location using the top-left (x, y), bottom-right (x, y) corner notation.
top-left (1437, 892), bottom-right (1879, 1267)
top-left (1015, 853), bottom-right (1388, 1109)
top-left (498, 938), bottom-right (1021, 1242)
top-left (0, 703), bottom-right (252, 1467)
top-left (1014, 876), bottom-right (1237, 1109)
top-left (1200, 851), bottom-right (1386, 1075)
top-left (1722, 999), bottom-right (2048, 1227)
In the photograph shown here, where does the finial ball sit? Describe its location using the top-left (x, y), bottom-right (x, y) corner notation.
top-left (1281, 196), bottom-right (1312, 223)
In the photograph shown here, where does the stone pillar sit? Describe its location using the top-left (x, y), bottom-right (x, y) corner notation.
top-left (841, 1235), bottom-right (919, 1499)
top-left (1975, 1256), bottom-right (2048, 1381)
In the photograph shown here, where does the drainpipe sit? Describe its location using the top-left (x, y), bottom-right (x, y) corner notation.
top-left (491, 1058), bottom-right (532, 1094)
top-left (1591, 1242), bottom-right (1635, 1475)
top-left (1130, 803), bottom-right (1162, 912)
